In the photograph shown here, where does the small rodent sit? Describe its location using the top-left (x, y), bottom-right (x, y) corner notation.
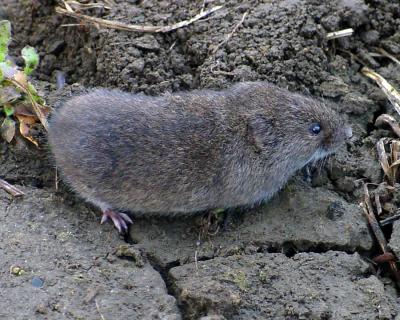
top-left (48, 82), bottom-right (352, 232)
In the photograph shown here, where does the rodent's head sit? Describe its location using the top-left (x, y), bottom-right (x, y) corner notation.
top-left (247, 91), bottom-right (352, 167)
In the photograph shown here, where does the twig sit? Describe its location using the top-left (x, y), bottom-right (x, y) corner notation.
top-left (56, 5), bottom-right (223, 33)
top-left (212, 11), bottom-right (248, 54)
top-left (326, 28), bottom-right (354, 40)
top-left (95, 299), bottom-right (106, 320)
top-left (373, 252), bottom-right (396, 264)
top-left (55, 167), bottom-right (59, 191)
top-left (375, 114), bottom-right (400, 138)
top-left (377, 48), bottom-right (400, 66)
top-left (361, 67), bottom-right (400, 117)
top-left (380, 213), bottom-right (400, 226)
top-left (0, 178), bottom-right (24, 197)
top-left (194, 249), bottom-right (199, 272)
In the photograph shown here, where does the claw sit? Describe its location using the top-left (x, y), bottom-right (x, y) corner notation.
top-left (101, 209), bottom-right (133, 233)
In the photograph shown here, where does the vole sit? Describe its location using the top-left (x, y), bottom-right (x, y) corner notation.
top-left (48, 82), bottom-right (352, 232)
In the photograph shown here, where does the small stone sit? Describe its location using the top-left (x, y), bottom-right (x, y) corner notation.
top-left (47, 40), bottom-right (66, 55)
top-left (382, 40), bottom-right (400, 55)
top-left (388, 221), bottom-right (400, 258)
top-left (35, 304), bottom-right (47, 314)
top-left (361, 30), bottom-right (380, 45)
top-left (335, 176), bottom-right (355, 193)
top-left (132, 35), bottom-right (160, 51)
top-left (115, 245), bottom-right (145, 267)
top-left (320, 76), bottom-right (349, 98)
top-left (128, 59), bottom-right (145, 74)
top-left (383, 202), bottom-right (397, 215)
top-left (31, 276), bottom-right (44, 288)
top-left (326, 201), bottom-right (346, 220)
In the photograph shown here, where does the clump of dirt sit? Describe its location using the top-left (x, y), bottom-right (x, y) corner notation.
top-left (169, 251), bottom-right (399, 319)
top-left (1, 0), bottom-right (400, 318)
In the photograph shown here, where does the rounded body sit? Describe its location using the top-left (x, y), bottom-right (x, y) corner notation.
top-left (48, 82), bottom-right (350, 215)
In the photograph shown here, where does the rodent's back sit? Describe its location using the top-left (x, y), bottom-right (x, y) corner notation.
top-left (49, 89), bottom-right (243, 212)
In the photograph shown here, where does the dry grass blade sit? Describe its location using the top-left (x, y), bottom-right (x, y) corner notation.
top-left (361, 67), bottom-right (400, 116)
top-left (374, 194), bottom-right (382, 216)
top-left (326, 28), bottom-right (354, 40)
top-left (63, 0), bottom-right (111, 11)
top-left (62, 0), bottom-right (74, 12)
top-left (375, 114), bottom-right (400, 138)
top-left (376, 138), bottom-right (392, 182)
top-left (212, 11), bottom-right (248, 54)
top-left (390, 140), bottom-right (400, 179)
top-left (56, 5), bottom-right (223, 33)
top-left (0, 178), bottom-right (24, 197)
top-left (377, 48), bottom-right (400, 66)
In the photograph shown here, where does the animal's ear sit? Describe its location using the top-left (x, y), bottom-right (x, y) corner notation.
top-left (246, 114), bottom-right (276, 152)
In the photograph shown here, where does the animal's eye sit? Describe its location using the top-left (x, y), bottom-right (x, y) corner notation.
top-left (309, 123), bottom-right (321, 135)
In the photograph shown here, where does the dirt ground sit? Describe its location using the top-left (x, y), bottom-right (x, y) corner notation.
top-left (1, 0), bottom-right (400, 319)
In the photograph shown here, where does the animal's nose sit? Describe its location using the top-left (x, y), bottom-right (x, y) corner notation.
top-left (345, 126), bottom-right (352, 139)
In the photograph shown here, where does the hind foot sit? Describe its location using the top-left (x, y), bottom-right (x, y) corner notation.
top-left (101, 209), bottom-right (133, 233)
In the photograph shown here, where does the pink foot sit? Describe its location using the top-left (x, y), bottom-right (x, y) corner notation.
top-left (101, 209), bottom-right (133, 233)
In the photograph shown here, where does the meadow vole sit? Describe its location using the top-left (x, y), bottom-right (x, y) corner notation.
top-left (48, 82), bottom-right (352, 232)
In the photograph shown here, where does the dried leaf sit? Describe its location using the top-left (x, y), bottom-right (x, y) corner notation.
top-left (13, 103), bottom-right (36, 117)
top-left (14, 70), bottom-right (28, 87)
top-left (390, 158), bottom-right (400, 168)
top-left (1, 116), bottom-right (15, 142)
top-left (15, 114), bottom-right (38, 146)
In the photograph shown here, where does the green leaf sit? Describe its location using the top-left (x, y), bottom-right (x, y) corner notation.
top-left (22, 46), bottom-right (39, 75)
top-left (27, 81), bottom-right (37, 94)
top-left (0, 20), bottom-right (11, 63)
top-left (3, 104), bottom-right (14, 116)
top-left (27, 81), bottom-right (45, 104)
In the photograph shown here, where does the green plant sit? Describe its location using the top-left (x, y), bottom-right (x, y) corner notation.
top-left (0, 20), bottom-right (48, 145)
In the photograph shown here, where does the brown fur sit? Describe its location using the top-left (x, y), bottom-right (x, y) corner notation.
top-left (48, 82), bottom-right (351, 215)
